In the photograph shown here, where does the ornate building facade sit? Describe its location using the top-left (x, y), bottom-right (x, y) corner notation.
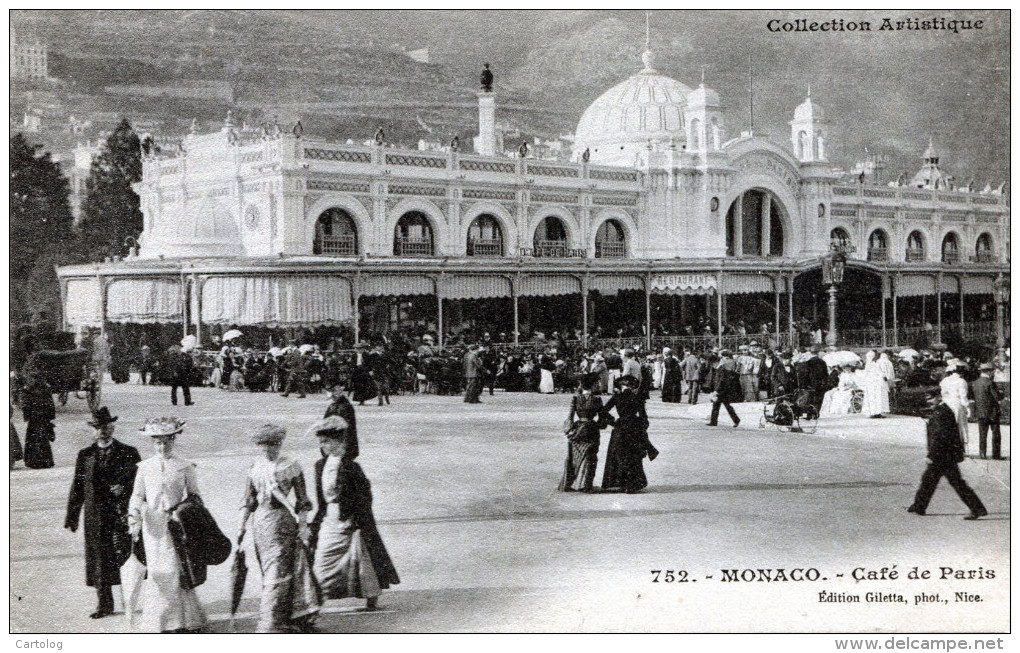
top-left (57, 48), bottom-right (1010, 350)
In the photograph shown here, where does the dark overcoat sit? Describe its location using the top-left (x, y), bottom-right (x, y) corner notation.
top-left (311, 457), bottom-right (400, 589)
top-left (971, 376), bottom-right (1002, 422)
top-left (926, 403), bottom-right (966, 466)
top-left (65, 439), bottom-right (141, 587)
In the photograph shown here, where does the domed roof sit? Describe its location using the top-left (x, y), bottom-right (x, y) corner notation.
top-left (793, 95), bottom-right (823, 122)
top-left (574, 50), bottom-right (693, 165)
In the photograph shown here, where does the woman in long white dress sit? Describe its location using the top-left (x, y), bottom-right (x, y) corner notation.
top-left (820, 365), bottom-right (858, 416)
top-left (128, 417), bottom-right (207, 633)
top-left (860, 350), bottom-right (888, 418)
top-left (939, 361), bottom-right (970, 445)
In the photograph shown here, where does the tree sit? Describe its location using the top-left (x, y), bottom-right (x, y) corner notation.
top-left (10, 133), bottom-right (75, 281)
top-left (79, 119), bottom-right (143, 261)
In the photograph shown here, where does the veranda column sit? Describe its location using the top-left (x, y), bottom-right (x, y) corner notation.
top-left (511, 274), bottom-right (520, 347)
top-left (994, 274), bottom-right (1006, 347)
top-left (193, 274), bottom-right (204, 345)
top-left (733, 194), bottom-right (744, 257)
top-left (773, 274), bottom-right (781, 347)
top-left (891, 274), bottom-right (899, 347)
top-left (788, 273), bottom-right (795, 348)
top-left (351, 275), bottom-right (361, 346)
top-left (761, 192), bottom-right (771, 257)
top-left (958, 275), bottom-right (965, 338)
top-left (435, 276), bottom-right (444, 351)
top-left (880, 274), bottom-right (887, 348)
top-left (580, 275), bottom-right (589, 349)
top-left (935, 273), bottom-right (943, 345)
top-left (826, 284), bottom-right (838, 346)
top-left (644, 271), bottom-right (652, 351)
top-left (716, 271), bottom-right (724, 348)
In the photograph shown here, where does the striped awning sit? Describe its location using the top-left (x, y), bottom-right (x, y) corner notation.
top-left (106, 278), bottom-right (182, 323)
top-left (359, 275), bottom-right (434, 297)
top-left (896, 275), bottom-right (937, 297)
top-left (590, 274), bottom-right (644, 295)
top-left (518, 275), bottom-right (580, 297)
top-left (940, 276), bottom-right (960, 294)
top-left (202, 276), bottom-right (353, 326)
top-left (442, 275), bottom-right (511, 300)
top-left (64, 278), bottom-right (103, 327)
top-left (962, 276), bottom-right (995, 294)
top-left (725, 274), bottom-right (776, 295)
top-left (650, 273), bottom-right (717, 296)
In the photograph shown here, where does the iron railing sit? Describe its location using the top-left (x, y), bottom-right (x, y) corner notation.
top-left (394, 238), bottom-right (433, 257)
top-left (467, 239), bottom-right (502, 257)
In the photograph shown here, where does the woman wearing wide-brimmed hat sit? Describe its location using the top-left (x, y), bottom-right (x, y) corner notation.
top-left (127, 417), bottom-right (207, 632)
top-left (557, 373), bottom-right (607, 493)
top-left (237, 424), bottom-right (320, 632)
top-left (309, 416), bottom-right (399, 611)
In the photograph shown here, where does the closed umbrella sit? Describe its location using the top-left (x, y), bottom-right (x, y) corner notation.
top-left (123, 536), bottom-right (147, 627)
top-left (229, 538), bottom-right (248, 631)
top-left (222, 330), bottom-right (243, 342)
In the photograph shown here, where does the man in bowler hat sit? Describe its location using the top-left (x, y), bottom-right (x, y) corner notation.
top-left (907, 389), bottom-right (988, 520)
top-left (65, 407), bottom-right (142, 618)
top-left (972, 362), bottom-right (1004, 460)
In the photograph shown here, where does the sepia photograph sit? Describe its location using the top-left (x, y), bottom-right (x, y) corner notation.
top-left (8, 8), bottom-right (1010, 641)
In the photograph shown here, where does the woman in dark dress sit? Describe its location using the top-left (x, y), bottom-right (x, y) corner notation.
top-left (22, 372), bottom-right (56, 469)
top-left (557, 373), bottom-right (606, 493)
top-left (602, 375), bottom-right (657, 493)
top-left (10, 404), bottom-right (23, 469)
top-left (350, 358), bottom-right (377, 406)
top-left (660, 349), bottom-right (682, 403)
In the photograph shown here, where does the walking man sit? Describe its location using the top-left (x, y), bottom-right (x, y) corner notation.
top-left (64, 407), bottom-right (141, 618)
top-left (707, 350), bottom-right (742, 428)
top-left (681, 348), bottom-right (701, 404)
top-left (972, 362), bottom-right (1004, 460)
top-left (169, 343), bottom-right (195, 406)
top-left (463, 344), bottom-right (485, 403)
top-left (907, 389), bottom-right (987, 520)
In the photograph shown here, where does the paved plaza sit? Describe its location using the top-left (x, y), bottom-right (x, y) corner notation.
top-left (9, 381), bottom-right (1010, 632)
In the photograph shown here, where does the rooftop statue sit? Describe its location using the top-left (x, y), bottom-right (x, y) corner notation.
top-left (480, 63), bottom-right (494, 93)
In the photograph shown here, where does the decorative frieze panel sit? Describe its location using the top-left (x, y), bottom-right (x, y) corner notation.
top-left (240, 150), bottom-right (264, 164)
top-left (206, 186), bottom-right (232, 199)
top-left (307, 180), bottom-right (371, 194)
top-left (460, 159), bottom-right (516, 173)
top-left (905, 211), bottom-right (933, 221)
top-left (526, 163), bottom-right (579, 178)
top-left (531, 191), bottom-right (580, 204)
top-left (939, 193), bottom-right (968, 204)
top-left (593, 195), bottom-right (638, 207)
top-left (385, 153), bottom-right (447, 168)
top-left (463, 188), bottom-right (516, 201)
top-left (831, 207), bottom-right (857, 217)
top-left (866, 210), bottom-right (895, 220)
top-left (832, 187), bottom-right (858, 197)
top-left (972, 196), bottom-right (1000, 205)
top-left (942, 212), bottom-right (967, 222)
top-left (590, 168), bottom-right (639, 182)
top-left (304, 148), bottom-right (372, 163)
top-left (863, 188), bottom-right (896, 199)
top-left (902, 190), bottom-right (933, 200)
top-left (388, 184), bottom-right (446, 197)
top-left (243, 181), bottom-right (269, 193)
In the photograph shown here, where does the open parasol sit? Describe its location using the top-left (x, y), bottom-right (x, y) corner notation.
top-left (222, 329), bottom-right (243, 342)
top-left (180, 335), bottom-right (198, 352)
top-left (822, 350), bottom-right (862, 368)
top-left (898, 348), bottom-right (920, 359)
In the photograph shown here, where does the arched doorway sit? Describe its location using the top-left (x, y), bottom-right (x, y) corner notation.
top-left (595, 219), bottom-right (627, 258)
top-left (726, 189), bottom-right (784, 257)
top-left (867, 229), bottom-right (889, 262)
top-left (313, 208), bottom-right (358, 255)
top-left (467, 214), bottom-right (504, 256)
top-left (975, 233), bottom-right (993, 263)
top-left (941, 233), bottom-right (960, 264)
top-left (830, 227), bottom-right (851, 250)
top-left (394, 211), bottom-right (434, 256)
top-left (793, 265), bottom-right (885, 347)
top-left (532, 216), bottom-right (568, 257)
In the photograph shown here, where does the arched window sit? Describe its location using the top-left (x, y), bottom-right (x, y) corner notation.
top-left (830, 228), bottom-right (851, 249)
top-left (815, 132), bottom-right (825, 160)
top-left (941, 233), bottom-right (960, 265)
top-left (467, 214), bottom-right (503, 257)
top-left (867, 229), bottom-right (889, 262)
top-left (313, 208), bottom-right (358, 255)
top-left (798, 131), bottom-right (809, 159)
top-left (595, 219), bottom-right (627, 258)
top-left (725, 190), bottom-right (784, 257)
top-left (394, 211), bottom-right (434, 256)
top-left (975, 233), bottom-right (993, 263)
top-left (690, 118), bottom-right (701, 150)
top-left (710, 118), bottom-right (721, 150)
top-left (906, 231), bottom-right (925, 262)
top-left (532, 216), bottom-right (568, 257)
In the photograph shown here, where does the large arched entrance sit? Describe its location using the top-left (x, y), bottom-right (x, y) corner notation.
top-left (792, 264), bottom-right (885, 347)
top-left (725, 189), bottom-right (785, 257)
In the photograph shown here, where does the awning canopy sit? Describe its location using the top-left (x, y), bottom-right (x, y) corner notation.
top-left (202, 276), bottom-right (353, 326)
top-left (106, 278), bottom-right (182, 323)
top-left (518, 275), bottom-right (580, 297)
top-left (590, 274), bottom-right (644, 296)
top-left (725, 274), bottom-right (775, 295)
top-left (650, 273), bottom-right (716, 296)
top-left (896, 275), bottom-right (937, 297)
top-left (443, 275), bottom-right (511, 300)
top-left (940, 276), bottom-right (960, 294)
top-left (962, 276), bottom-right (995, 295)
top-left (360, 275), bottom-right (434, 297)
top-left (64, 278), bottom-right (103, 327)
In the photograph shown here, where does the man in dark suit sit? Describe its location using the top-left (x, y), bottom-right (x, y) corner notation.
top-left (463, 345), bottom-right (485, 403)
top-left (707, 350), bottom-right (741, 428)
top-left (972, 362), bottom-right (1004, 460)
top-left (796, 347), bottom-right (829, 411)
top-left (907, 389), bottom-right (987, 520)
top-left (64, 407), bottom-right (142, 618)
top-left (170, 344), bottom-right (195, 406)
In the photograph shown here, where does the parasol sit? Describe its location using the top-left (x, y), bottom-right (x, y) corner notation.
top-left (180, 335), bottom-right (198, 352)
top-left (229, 538), bottom-right (248, 630)
top-left (222, 329), bottom-right (243, 342)
top-left (898, 348), bottom-right (920, 359)
top-left (298, 344), bottom-right (315, 354)
top-left (822, 351), bottom-right (862, 368)
top-left (268, 347), bottom-right (283, 357)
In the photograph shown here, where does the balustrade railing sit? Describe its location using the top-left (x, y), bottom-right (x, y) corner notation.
top-left (867, 247), bottom-right (889, 262)
top-left (941, 252), bottom-right (960, 265)
top-left (394, 238), bottom-right (433, 257)
top-left (319, 234), bottom-right (357, 255)
top-left (595, 241), bottom-right (627, 258)
top-left (905, 248), bottom-right (926, 262)
top-left (467, 239), bottom-right (503, 257)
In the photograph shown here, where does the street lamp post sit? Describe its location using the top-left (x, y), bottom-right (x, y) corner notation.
top-left (823, 241), bottom-right (852, 347)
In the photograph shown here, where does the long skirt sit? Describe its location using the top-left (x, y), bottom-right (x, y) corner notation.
top-left (10, 422), bottom-right (23, 468)
top-left (313, 505), bottom-right (380, 600)
top-left (23, 421), bottom-right (54, 469)
top-left (558, 434), bottom-right (600, 492)
top-left (945, 401), bottom-right (970, 444)
top-left (821, 388), bottom-right (854, 416)
top-left (137, 507), bottom-right (206, 632)
top-left (860, 377), bottom-right (886, 417)
top-left (252, 506), bottom-right (320, 632)
top-left (601, 420), bottom-right (648, 492)
top-left (539, 369), bottom-right (555, 394)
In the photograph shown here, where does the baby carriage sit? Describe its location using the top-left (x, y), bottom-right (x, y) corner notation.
top-left (760, 391), bottom-right (819, 434)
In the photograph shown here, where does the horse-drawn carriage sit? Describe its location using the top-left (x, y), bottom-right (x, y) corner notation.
top-left (21, 349), bottom-right (102, 412)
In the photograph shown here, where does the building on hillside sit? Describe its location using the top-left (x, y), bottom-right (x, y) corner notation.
top-left (56, 45), bottom-right (1010, 352)
top-left (10, 29), bottom-right (49, 81)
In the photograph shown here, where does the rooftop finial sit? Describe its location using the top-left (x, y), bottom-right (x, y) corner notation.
top-left (640, 11), bottom-right (655, 71)
top-left (701, 66), bottom-right (706, 86)
top-left (645, 11), bottom-right (650, 50)
top-left (807, 83), bottom-right (811, 98)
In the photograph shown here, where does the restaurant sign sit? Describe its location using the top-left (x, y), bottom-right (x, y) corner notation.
top-left (651, 273), bottom-right (717, 292)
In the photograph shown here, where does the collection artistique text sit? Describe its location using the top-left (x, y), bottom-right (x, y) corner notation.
top-left (767, 17), bottom-right (985, 34)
